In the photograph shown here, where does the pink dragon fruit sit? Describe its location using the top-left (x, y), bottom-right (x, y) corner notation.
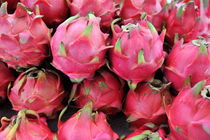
top-left (124, 80), bottom-right (171, 129)
top-left (20, 0), bottom-right (69, 27)
top-left (124, 124), bottom-right (169, 140)
top-left (0, 62), bottom-right (15, 101)
top-left (164, 38), bottom-right (210, 92)
top-left (51, 13), bottom-right (111, 83)
top-left (0, 0), bottom-right (19, 13)
top-left (120, 0), bottom-right (166, 20)
top-left (195, 0), bottom-right (210, 40)
top-left (8, 67), bottom-right (65, 117)
top-left (167, 80), bottom-right (210, 140)
top-left (73, 70), bottom-right (123, 114)
top-left (58, 102), bottom-right (119, 140)
top-left (66, 0), bottom-right (116, 28)
top-left (166, 1), bottom-right (207, 42)
top-left (0, 109), bottom-right (55, 140)
top-left (110, 19), bottom-right (166, 89)
top-left (0, 2), bottom-right (50, 70)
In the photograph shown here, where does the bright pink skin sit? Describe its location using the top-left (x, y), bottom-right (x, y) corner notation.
top-left (195, 0), bottom-right (210, 40)
top-left (110, 20), bottom-right (165, 86)
top-left (164, 39), bottom-right (210, 92)
top-left (51, 14), bottom-right (110, 82)
top-left (167, 81), bottom-right (210, 140)
top-left (0, 3), bottom-right (50, 69)
top-left (58, 102), bottom-right (119, 140)
top-left (0, 0), bottom-right (19, 13)
top-left (166, 1), bottom-right (207, 43)
top-left (120, 0), bottom-right (166, 19)
top-left (0, 62), bottom-right (15, 101)
top-left (124, 126), bottom-right (169, 140)
top-left (0, 110), bottom-right (55, 140)
top-left (124, 80), bottom-right (170, 129)
top-left (67, 0), bottom-right (115, 28)
top-left (74, 70), bottom-right (123, 114)
top-left (147, 4), bottom-right (170, 31)
top-left (8, 68), bottom-right (65, 117)
top-left (20, 0), bottom-right (69, 27)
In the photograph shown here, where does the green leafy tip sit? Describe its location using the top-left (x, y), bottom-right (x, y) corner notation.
top-left (90, 56), bottom-right (99, 63)
top-left (192, 80), bottom-right (206, 97)
top-left (176, 5), bottom-right (185, 18)
top-left (138, 49), bottom-right (145, 64)
top-left (81, 24), bottom-right (93, 37)
top-left (66, 14), bottom-right (80, 24)
top-left (58, 42), bottom-right (67, 56)
top-left (0, 2), bottom-right (7, 16)
top-left (128, 81), bottom-right (137, 91)
top-left (146, 21), bottom-right (157, 34)
top-left (114, 39), bottom-right (122, 53)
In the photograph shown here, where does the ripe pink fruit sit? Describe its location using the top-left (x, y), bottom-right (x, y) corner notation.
top-left (124, 80), bottom-right (171, 129)
top-left (120, 0), bottom-right (166, 19)
top-left (0, 0), bottom-right (19, 13)
top-left (110, 20), bottom-right (165, 89)
top-left (164, 38), bottom-right (210, 92)
top-left (166, 1), bottom-right (207, 42)
top-left (67, 0), bottom-right (115, 28)
top-left (0, 62), bottom-right (15, 101)
top-left (0, 109), bottom-right (55, 140)
top-left (167, 81), bottom-right (210, 140)
top-left (0, 3), bottom-right (50, 70)
top-left (20, 0), bottom-right (69, 27)
top-left (74, 70), bottom-right (123, 114)
top-left (8, 67), bottom-right (65, 117)
top-left (124, 124), bottom-right (169, 140)
top-left (58, 102), bottom-right (119, 140)
top-left (51, 14), bottom-right (111, 82)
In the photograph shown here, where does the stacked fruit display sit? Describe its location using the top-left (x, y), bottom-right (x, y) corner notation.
top-left (0, 0), bottom-right (209, 139)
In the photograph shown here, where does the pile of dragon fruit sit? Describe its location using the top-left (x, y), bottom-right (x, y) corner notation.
top-left (0, 0), bottom-right (209, 139)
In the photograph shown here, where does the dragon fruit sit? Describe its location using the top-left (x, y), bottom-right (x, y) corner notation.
top-left (0, 109), bottom-right (55, 140)
top-left (167, 80), bottom-right (210, 140)
top-left (120, 0), bottom-right (166, 20)
top-left (73, 70), bottom-right (123, 114)
top-left (110, 19), bottom-right (165, 89)
top-left (58, 102), bottom-right (119, 140)
top-left (66, 0), bottom-right (115, 28)
top-left (124, 124), bottom-right (169, 140)
top-left (124, 80), bottom-right (171, 129)
top-left (0, 62), bottom-right (15, 101)
top-left (51, 13), bottom-right (111, 83)
top-left (8, 67), bottom-right (65, 117)
top-left (164, 38), bottom-right (210, 92)
top-left (0, 0), bottom-right (19, 13)
top-left (166, 1), bottom-right (207, 42)
top-left (0, 2), bottom-right (50, 70)
top-left (20, 0), bottom-right (69, 27)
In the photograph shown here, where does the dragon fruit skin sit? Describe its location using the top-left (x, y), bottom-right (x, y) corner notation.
top-left (0, 0), bottom-right (19, 13)
top-left (124, 125), bottom-right (169, 140)
top-left (58, 102), bottom-right (119, 140)
top-left (110, 20), bottom-right (165, 89)
top-left (0, 2), bottom-right (50, 70)
top-left (166, 1), bottom-right (207, 43)
top-left (0, 110), bottom-right (55, 140)
top-left (120, 0), bottom-right (166, 20)
top-left (51, 14), bottom-right (110, 82)
top-left (74, 70), bottom-right (123, 114)
top-left (20, 0), bottom-right (69, 27)
top-left (0, 62), bottom-right (15, 101)
top-left (164, 39), bottom-right (210, 92)
top-left (67, 0), bottom-right (115, 28)
top-left (124, 80), bottom-right (171, 129)
top-left (167, 81), bottom-right (210, 140)
top-left (8, 67), bottom-right (65, 117)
